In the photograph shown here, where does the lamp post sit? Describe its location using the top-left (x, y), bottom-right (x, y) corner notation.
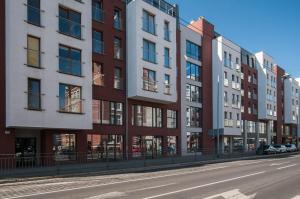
top-left (217, 75), bottom-right (220, 156)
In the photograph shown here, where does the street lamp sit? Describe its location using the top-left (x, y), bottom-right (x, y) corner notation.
top-left (217, 75), bottom-right (220, 156)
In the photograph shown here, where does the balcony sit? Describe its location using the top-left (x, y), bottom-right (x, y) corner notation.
top-left (143, 48), bottom-right (157, 64)
top-left (224, 59), bottom-right (233, 69)
top-left (224, 119), bottom-right (234, 127)
top-left (58, 97), bottom-right (84, 114)
top-left (236, 63), bottom-right (241, 71)
top-left (164, 83), bottom-right (171, 95)
top-left (58, 57), bottom-right (82, 76)
top-left (224, 79), bottom-right (229, 87)
top-left (236, 120), bottom-right (241, 128)
top-left (232, 102), bottom-right (241, 109)
top-left (27, 5), bottom-right (42, 26)
top-left (59, 17), bottom-right (82, 39)
top-left (92, 6), bottom-right (104, 23)
top-left (25, 91), bottom-right (43, 111)
top-left (93, 39), bottom-right (104, 54)
top-left (142, 0), bottom-right (177, 17)
top-left (143, 77), bottom-right (158, 92)
top-left (26, 48), bottom-right (42, 68)
top-left (142, 18), bottom-right (156, 35)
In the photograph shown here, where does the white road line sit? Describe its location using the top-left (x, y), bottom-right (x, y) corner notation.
top-left (2, 166), bottom-right (228, 199)
top-left (203, 189), bottom-right (256, 199)
top-left (270, 161), bottom-right (290, 166)
top-left (277, 164), bottom-right (297, 170)
top-left (127, 183), bottom-right (176, 193)
top-left (238, 160), bottom-right (264, 166)
top-left (85, 192), bottom-right (127, 199)
top-left (143, 171), bottom-right (266, 199)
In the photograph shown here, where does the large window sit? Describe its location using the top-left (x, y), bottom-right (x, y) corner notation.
top-left (164, 47), bottom-right (170, 68)
top-left (53, 134), bottom-right (76, 161)
top-left (92, 0), bottom-right (104, 22)
top-left (92, 30), bottom-right (104, 54)
top-left (114, 37), bottom-right (122, 59)
top-left (92, 62), bottom-right (104, 86)
top-left (114, 9), bottom-right (122, 30)
top-left (59, 6), bottom-right (81, 39)
top-left (28, 78), bottom-right (41, 110)
top-left (186, 84), bottom-right (202, 103)
top-left (143, 39), bottom-right (156, 63)
top-left (164, 21), bottom-right (170, 41)
top-left (186, 62), bottom-right (201, 81)
top-left (132, 136), bottom-right (162, 159)
top-left (93, 100), bottom-right (123, 125)
top-left (59, 84), bottom-right (82, 113)
top-left (187, 132), bottom-right (201, 153)
top-left (114, 67), bottom-right (122, 89)
top-left (27, 35), bottom-right (40, 68)
top-left (142, 10), bottom-right (155, 35)
top-left (27, 0), bottom-right (41, 26)
top-left (87, 134), bottom-right (123, 160)
top-left (143, 68), bottom-right (157, 92)
top-left (186, 40), bottom-right (201, 61)
top-left (167, 110), bottom-right (177, 128)
top-left (186, 106), bottom-right (201, 127)
top-left (59, 45), bottom-right (81, 76)
top-left (132, 105), bottom-right (162, 128)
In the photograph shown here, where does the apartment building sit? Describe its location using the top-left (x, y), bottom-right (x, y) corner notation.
top-left (255, 52), bottom-right (278, 145)
top-left (213, 36), bottom-right (243, 153)
top-left (240, 49), bottom-right (259, 151)
top-left (126, 0), bottom-right (181, 157)
top-left (283, 76), bottom-right (299, 144)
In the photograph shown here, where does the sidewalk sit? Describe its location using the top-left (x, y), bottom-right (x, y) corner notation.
top-left (1, 151), bottom-right (298, 185)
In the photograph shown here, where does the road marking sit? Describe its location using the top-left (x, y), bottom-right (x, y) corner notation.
top-left (86, 192), bottom-right (127, 199)
top-left (277, 164), bottom-right (297, 170)
top-left (143, 171), bottom-right (265, 199)
top-left (127, 183), bottom-right (176, 193)
top-left (270, 161), bottom-right (290, 166)
top-left (238, 160), bottom-right (264, 166)
top-left (2, 166), bottom-right (228, 199)
top-left (203, 189), bottom-right (256, 199)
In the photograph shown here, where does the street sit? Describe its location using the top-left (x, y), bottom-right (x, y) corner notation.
top-left (1, 154), bottom-right (300, 199)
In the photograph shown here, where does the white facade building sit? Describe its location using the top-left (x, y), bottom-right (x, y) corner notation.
top-left (5, 0), bottom-right (93, 130)
top-left (180, 24), bottom-right (203, 155)
top-left (284, 77), bottom-right (299, 125)
top-left (213, 36), bottom-right (242, 153)
top-left (126, 0), bottom-right (178, 104)
top-left (255, 51), bottom-right (277, 144)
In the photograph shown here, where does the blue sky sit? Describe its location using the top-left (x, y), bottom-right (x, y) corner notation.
top-left (170, 0), bottom-right (300, 78)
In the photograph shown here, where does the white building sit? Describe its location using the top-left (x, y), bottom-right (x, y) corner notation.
top-left (126, 0), bottom-right (178, 104)
top-left (255, 51), bottom-right (277, 144)
top-left (5, 0), bottom-right (93, 130)
top-left (213, 36), bottom-right (242, 153)
top-left (180, 23), bottom-right (203, 155)
top-left (284, 77), bottom-right (299, 125)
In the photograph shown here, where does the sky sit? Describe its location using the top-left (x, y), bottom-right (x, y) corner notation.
top-left (170, 0), bottom-right (300, 78)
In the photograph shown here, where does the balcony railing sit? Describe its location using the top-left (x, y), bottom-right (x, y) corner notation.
top-left (224, 79), bottom-right (229, 87)
top-left (27, 48), bottom-right (42, 68)
top-left (93, 39), bottom-right (104, 54)
top-left (142, 18), bottom-right (156, 35)
top-left (114, 47), bottom-right (122, 60)
top-left (236, 63), bottom-right (241, 71)
top-left (143, 48), bottom-right (157, 64)
top-left (58, 97), bottom-right (83, 114)
top-left (164, 55), bottom-right (171, 68)
top-left (93, 73), bottom-right (105, 86)
top-left (25, 91), bottom-right (43, 111)
top-left (59, 16), bottom-right (82, 39)
top-left (224, 59), bottom-right (234, 69)
top-left (59, 57), bottom-right (82, 76)
top-left (114, 77), bottom-right (123, 90)
top-left (164, 83), bottom-right (171, 95)
top-left (236, 120), bottom-right (241, 128)
top-left (224, 119), bottom-right (234, 127)
top-left (164, 28), bottom-right (171, 41)
top-left (92, 6), bottom-right (104, 23)
top-left (27, 5), bottom-right (42, 26)
top-left (142, 0), bottom-right (177, 17)
top-left (143, 77), bottom-right (157, 92)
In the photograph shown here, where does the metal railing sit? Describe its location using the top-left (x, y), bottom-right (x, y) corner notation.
top-left (27, 48), bottom-right (41, 68)
top-left (142, 17), bottom-right (156, 35)
top-left (224, 79), bottom-right (229, 87)
top-left (59, 57), bottom-right (82, 76)
top-left (143, 48), bottom-right (157, 63)
top-left (58, 97), bottom-right (84, 114)
top-left (27, 5), bottom-right (42, 26)
top-left (143, 78), bottom-right (158, 92)
top-left (164, 83), bottom-right (171, 95)
top-left (58, 16), bottom-right (82, 39)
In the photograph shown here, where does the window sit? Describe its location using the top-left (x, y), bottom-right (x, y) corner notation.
top-left (186, 84), bottom-right (201, 103)
top-left (114, 37), bottom-right (122, 59)
top-left (167, 110), bottom-right (177, 128)
top-left (186, 62), bottom-right (201, 81)
top-left (143, 39), bottom-right (156, 63)
top-left (167, 136), bottom-right (177, 156)
top-left (114, 67), bottom-right (122, 89)
top-left (132, 105), bottom-right (162, 128)
top-left (93, 100), bottom-right (123, 125)
top-left (164, 47), bottom-right (170, 67)
top-left (186, 106), bottom-right (201, 127)
top-left (224, 51), bottom-right (227, 66)
top-left (142, 10), bottom-right (155, 35)
top-left (59, 45), bottom-right (81, 76)
top-left (59, 84), bottom-right (82, 113)
top-left (164, 74), bottom-right (171, 94)
top-left (164, 21), bottom-right (170, 41)
top-left (224, 91), bottom-right (228, 104)
top-left (28, 78), bottom-right (41, 110)
top-left (114, 9), bottom-right (122, 30)
top-left (53, 134), bottom-right (76, 161)
top-left (229, 54), bottom-right (232, 67)
top-left (27, 35), bottom-right (40, 68)
top-left (59, 6), bottom-right (81, 39)
top-left (27, 0), bottom-right (41, 26)
top-left (93, 62), bottom-right (104, 86)
top-left (92, 0), bottom-right (104, 22)
top-left (186, 40), bottom-right (201, 60)
top-left (143, 68), bottom-right (157, 92)
top-left (187, 132), bottom-right (201, 153)
top-left (92, 30), bottom-right (104, 54)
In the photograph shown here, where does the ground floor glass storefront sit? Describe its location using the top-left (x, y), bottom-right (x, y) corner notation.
top-left (187, 132), bottom-right (201, 153)
top-left (53, 134), bottom-right (76, 161)
top-left (87, 134), bottom-right (123, 160)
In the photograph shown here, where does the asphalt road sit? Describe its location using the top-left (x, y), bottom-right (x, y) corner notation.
top-left (1, 154), bottom-right (300, 199)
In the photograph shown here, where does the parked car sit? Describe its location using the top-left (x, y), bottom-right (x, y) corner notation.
top-left (263, 145), bottom-right (278, 155)
top-left (272, 144), bottom-right (287, 153)
top-left (285, 144), bottom-right (298, 152)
